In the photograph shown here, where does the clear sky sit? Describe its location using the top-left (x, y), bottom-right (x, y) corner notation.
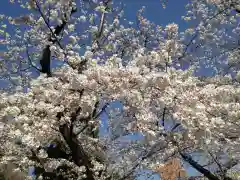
top-left (120, 0), bottom-right (189, 31)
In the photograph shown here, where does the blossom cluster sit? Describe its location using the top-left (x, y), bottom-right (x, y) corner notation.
top-left (0, 0), bottom-right (239, 179)
top-left (1, 53), bottom-right (239, 178)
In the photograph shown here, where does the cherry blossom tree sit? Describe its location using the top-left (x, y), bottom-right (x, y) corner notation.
top-left (0, 0), bottom-right (239, 180)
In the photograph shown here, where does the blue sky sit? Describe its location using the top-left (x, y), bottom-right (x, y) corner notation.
top-left (0, 0), bottom-right (204, 179)
top-left (120, 0), bottom-right (189, 31)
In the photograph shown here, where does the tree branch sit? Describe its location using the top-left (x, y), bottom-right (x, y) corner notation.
top-left (34, 0), bottom-right (77, 76)
top-left (59, 124), bottom-right (95, 180)
top-left (179, 152), bottom-right (221, 180)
